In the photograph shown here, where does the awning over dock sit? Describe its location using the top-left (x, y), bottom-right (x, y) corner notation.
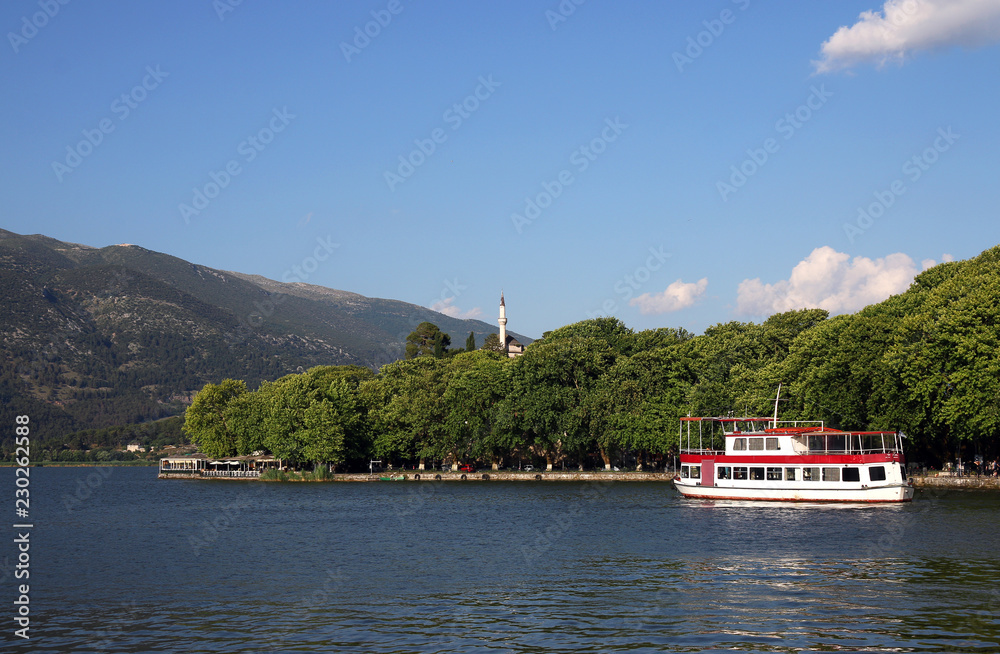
top-left (159, 453), bottom-right (280, 477)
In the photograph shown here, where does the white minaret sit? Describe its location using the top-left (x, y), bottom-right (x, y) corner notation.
top-left (498, 292), bottom-right (507, 352)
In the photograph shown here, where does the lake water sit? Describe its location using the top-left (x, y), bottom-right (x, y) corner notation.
top-left (3, 467), bottom-right (999, 653)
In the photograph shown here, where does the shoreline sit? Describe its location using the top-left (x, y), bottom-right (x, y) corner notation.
top-left (155, 470), bottom-right (1000, 489)
top-left (0, 462), bottom-right (158, 467)
top-left (158, 470), bottom-right (679, 482)
top-left (910, 475), bottom-right (1000, 490)
top-left (5, 464), bottom-right (994, 489)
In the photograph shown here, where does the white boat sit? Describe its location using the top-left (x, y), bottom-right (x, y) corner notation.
top-left (674, 390), bottom-right (914, 503)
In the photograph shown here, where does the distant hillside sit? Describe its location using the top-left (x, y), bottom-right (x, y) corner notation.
top-left (0, 229), bottom-right (530, 441)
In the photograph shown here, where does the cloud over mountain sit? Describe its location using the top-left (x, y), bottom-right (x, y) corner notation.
top-left (430, 297), bottom-right (483, 320)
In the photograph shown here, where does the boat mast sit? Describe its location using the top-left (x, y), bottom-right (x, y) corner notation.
top-left (772, 383), bottom-right (782, 428)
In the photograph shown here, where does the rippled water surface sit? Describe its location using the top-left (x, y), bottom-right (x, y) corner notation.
top-left (3, 467), bottom-right (999, 653)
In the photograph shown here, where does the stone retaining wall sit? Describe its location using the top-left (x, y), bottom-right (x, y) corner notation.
top-left (159, 471), bottom-right (678, 482)
top-left (343, 471), bottom-right (677, 482)
top-left (910, 475), bottom-right (1000, 490)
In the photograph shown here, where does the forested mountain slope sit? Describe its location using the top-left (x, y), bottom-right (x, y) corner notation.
top-left (0, 229), bottom-right (529, 442)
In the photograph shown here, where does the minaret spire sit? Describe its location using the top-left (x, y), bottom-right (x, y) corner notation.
top-left (498, 291), bottom-right (507, 352)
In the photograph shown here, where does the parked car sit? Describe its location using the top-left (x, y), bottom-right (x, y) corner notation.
top-left (523, 465), bottom-right (534, 472)
top-left (459, 464), bottom-right (475, 473)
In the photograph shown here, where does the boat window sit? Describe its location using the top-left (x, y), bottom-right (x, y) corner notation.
top-left (765, 437), bottom-right (779, 450)
top-left (691, 466), bottom-right (701, 479)
top-left (733, 467), bottom-right (748, 480)
top-left (717, 466), bottom-right (732, 480)
top-left (828, 434), bottom-right (846, 451)
top-left (749, 467), bottom-right (765, 480)
top-left (869, 466), bottom-right (886, 481)
top-left (766, 467), bottom-right (782, 480)
top-left (822, 467), bottom-right (840, 482)
top-left (842, 468), bottom-right (860, 482)
top-left (899, 464), bottom-right (907, 481)
top-left (809, 435), bottom-right (826, 451)
top-left (785, 467), bottom-right (797, 481)
top-left (803, 467), bottom-right (820, 481)
top-left (733, 438), bottom-right (747, 451)
top-left (681, 465), bottom-right (690, 479)
top-left (749, 438), bottom-right (764, 451)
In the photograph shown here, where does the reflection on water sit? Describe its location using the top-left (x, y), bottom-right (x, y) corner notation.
top-left (3, 468), bottom-right (998, 653)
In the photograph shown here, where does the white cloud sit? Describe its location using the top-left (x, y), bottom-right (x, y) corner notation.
top-left (430, 297), bottom-right (482, 320)
top-left (921, 253), bottom-right (955, 270)
top-left (814, 0), bottom-right (1000, 73)
top-left (736, 246), bottom-right (921, 316)
top-left (629, 278), bottom-right (708, 315)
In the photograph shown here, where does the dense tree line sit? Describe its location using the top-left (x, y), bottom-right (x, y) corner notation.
top-left (0, 416), bottom-right (185, 462)
top-left (183, 248), bottom-right (1000, 471)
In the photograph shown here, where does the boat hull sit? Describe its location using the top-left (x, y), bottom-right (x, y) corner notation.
top-left (674, 480), bottom-right (914, 503)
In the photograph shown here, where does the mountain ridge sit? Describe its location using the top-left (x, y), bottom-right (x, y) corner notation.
top-left (0, 229), bottom-right (531, 440)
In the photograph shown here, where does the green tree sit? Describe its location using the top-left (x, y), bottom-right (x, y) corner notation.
top-left (465, 331), bottom-right (476, 352)
top-left (592, 346), bottom-right (694, 469)
top-left (543, 317), bottom-right (635, 354)
top-left (507, 336), bottom-right (617, 470)
top-left (441, 351), bottom-right (511, 469)
top-left (406, 322), bottom-right (451, 359)
top-left (884, 253), bottom-right (1000, 459)
top-left (364, 356), bottom-right (450, 468)
top-left (214, 366), bottom-right (366, 470)
top-left (482, 332), bottom-right (504, 353)
top-left (182, 379), bottom-right (247, 457)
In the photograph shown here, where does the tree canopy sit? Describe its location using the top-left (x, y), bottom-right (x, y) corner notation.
top-left (182, 247), bottom-right (1000, 470)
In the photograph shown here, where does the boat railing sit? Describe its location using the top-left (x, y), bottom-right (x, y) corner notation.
top-left (803, 447), bottom-right (904, 455)
top-left (200, 469), bottom-right (261, 478)
top-left (771, 420), bottom-right (825, 429)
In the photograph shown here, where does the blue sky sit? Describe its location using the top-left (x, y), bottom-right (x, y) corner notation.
top-left (3, 0), bottom-right (999, 339)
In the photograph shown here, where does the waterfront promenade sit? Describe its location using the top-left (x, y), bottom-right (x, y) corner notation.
top-left (157, 468), bottom-right (1000, 488)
